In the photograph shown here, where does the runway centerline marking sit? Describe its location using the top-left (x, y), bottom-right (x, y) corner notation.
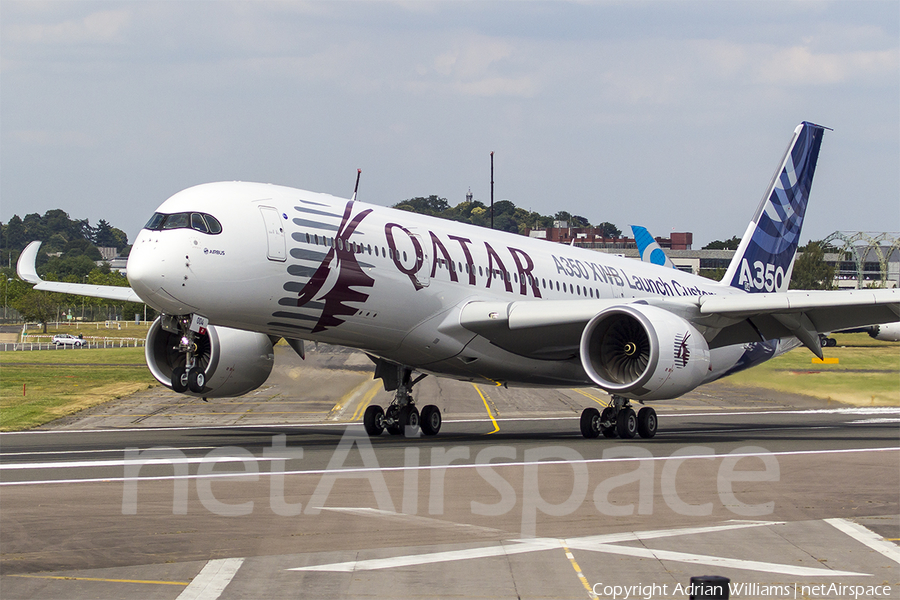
top-left (288, 520), bottom-right (869, 577)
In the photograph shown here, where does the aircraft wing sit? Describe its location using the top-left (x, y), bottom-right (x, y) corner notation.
top-left (17, 241), bottom-right (143, 303)
top-left (459, 288), bottom-right (900, 360)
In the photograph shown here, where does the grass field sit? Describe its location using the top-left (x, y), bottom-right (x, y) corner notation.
top-left (17, 320), bottom-right (151, 342)
top-left (1, 347), bottom-right (156, 431)
top-left (0, 333), bottom-right (896, 432)
top-left (725, 333), bottom-right (899, 406)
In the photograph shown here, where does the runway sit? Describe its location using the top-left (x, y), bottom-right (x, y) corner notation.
top-left (2, 346), bottom-right (898, 599)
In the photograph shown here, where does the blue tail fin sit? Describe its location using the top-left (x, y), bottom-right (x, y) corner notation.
top-left (722, 121), bottom-right (827, 293)
top-left (631, 225), bottom-right (675, 268)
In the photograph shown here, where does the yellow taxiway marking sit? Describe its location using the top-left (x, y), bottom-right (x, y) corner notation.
top-left (351, 382), bottom-right (383, 421)
top-left (812, 357), bottom-right (840, 364)
top-left (572, 388), bottom-right (608, 406)
top-left (8, 574), bottom-right (189, 586)
top-left (562, 545), bottom-right (598, 599)
top-left (471, 383), bottom-right (499, 434)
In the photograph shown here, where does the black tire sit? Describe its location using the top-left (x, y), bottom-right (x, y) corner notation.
top-left (580, 407), bottom-right (601, 438)
top-left (600, 407), bottom-right (617, 438)
top-left (363, 405), bottom-right (385, 436)
top-left (616, 407), bottom-right (637, 439)
top-left (420, 405), bottom-right (442, 436)
top-left (400, 405), bottom-right (420, 437)
top-left (386, 405), bottom-right (403, 435)
top-left (188, 369), bottom-right (206, 393)
top-left (171, 366), bottom-right (189, 393)
top-left (637, 406), bottom-right (657, 439)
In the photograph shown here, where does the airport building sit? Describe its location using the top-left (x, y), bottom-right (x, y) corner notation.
top-left (528, 227), bottom-right (900, 289)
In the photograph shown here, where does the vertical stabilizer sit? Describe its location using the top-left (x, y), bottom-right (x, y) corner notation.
top-left (722, 122), bottom-right (827, 293)
top-left (631, 225), bottom-right (675, 268)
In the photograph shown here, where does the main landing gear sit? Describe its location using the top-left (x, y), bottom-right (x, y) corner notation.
top-left (166, 315), bottom-right (207, 395)
top-left (363, 366), bottom-right (442, 438)
top-left (580, 395), bottom-right (657, 440)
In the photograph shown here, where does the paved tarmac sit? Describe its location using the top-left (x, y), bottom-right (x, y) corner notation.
top-left (1, 345), bottom-right (898, 599)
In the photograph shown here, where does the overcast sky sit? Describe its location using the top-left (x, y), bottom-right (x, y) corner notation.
top-left (2, 1), bottom-right (898, 248)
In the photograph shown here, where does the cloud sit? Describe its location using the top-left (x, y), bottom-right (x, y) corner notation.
top-left (6, 9), bottom-right (130, 45)
top-left (693, 40), bottom-right (899, 86)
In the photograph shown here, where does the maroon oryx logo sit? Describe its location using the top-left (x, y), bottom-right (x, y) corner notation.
top-left (296, 201), bottom-right (374, 333)
top-left (674, 332), bottom-right (691, 368)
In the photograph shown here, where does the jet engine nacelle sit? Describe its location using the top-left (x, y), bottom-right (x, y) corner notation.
top-left (145, 317), bottom-right (275, 398)
top-left (869, 322), bottom-right (900, 342)
top-left (580, 304), bottom-right (710, 401)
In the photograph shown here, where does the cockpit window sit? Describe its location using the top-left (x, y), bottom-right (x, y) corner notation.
top-left (162, 213), bottom-right (190, 230)
top-left (204, 214), bottom-right (222, 234)
top-left (190, 213), bottom-right (208, 233)
top-left (144, 212), bottom-right (223, 235)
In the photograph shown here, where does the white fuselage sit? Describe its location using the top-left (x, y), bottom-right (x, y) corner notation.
top-left (126, 182), bottom-right (791, 390)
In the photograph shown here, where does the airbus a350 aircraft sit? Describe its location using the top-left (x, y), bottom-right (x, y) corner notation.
top-left (18, 122), bottom-right (899, 439)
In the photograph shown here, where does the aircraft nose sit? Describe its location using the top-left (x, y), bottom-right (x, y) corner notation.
top-left (127, 233), bottom-right (191, 314)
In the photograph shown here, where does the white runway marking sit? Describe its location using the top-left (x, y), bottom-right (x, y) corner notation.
top-left (176, 558), bottom-right (244, 600)
top-left (4, 446), bottom-right (897, 486)
top-left (825, 518), bottom-right (900, 565)
top-left (289, 520), bottom-right (869, 577)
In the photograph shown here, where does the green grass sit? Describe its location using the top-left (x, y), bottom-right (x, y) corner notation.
top-left (18, 320), bottom-right (151, 341)
top-left (1, 347), bottom-right (156, 431)
top-left (725, 333), bottom-right (900, 406)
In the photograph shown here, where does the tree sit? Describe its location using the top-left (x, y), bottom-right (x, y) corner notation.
top-left (703, 236), bottom-right (741, 250)
top-left (553, 211), bottom-right (572, 224)
top-left (393, 196), bottom-right (450, 216)
top-left (13, 289), bottom-right (58, 333)
top-left (93, 219), bottom-right (128, 249)
top-left (570, 215), bottom-right (591, 228)
top-left (789, 241), bottom-right (835, 290)
top-left (595, 222), bottom-right (621, 238)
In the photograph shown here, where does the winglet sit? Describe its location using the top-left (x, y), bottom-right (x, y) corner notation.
top-left (722, 122), bottom-right (827, 293)
top-left (16, 239), bottom-right (143, 303)
top-left (17, 241), bottom-right (44, 284)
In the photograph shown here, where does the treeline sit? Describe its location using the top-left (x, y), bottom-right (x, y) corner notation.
top-left (1, 209), bottom-right (142, 329)
top-left (1, 209), bottom-right (129, 270)
top-left (391, 195), bottom-right (622, 238)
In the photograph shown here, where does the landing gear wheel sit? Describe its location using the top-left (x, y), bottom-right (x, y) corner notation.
top-left (363, 405), bottom-right (385, 436)
top-left (580, 407), bottom-right (601, 438)
top-left (600, 407), bottom-right (618, 438)
top-left (420, 405), bottom-right (442, 436)
top-left (188, 369), bottom-right (206, 393)
top-left (386, 405), bottom-right (403, 435)
top-left (616, 407), bottom-right (637, 439)
top-left (171, 366), bottom-right (189, 393)
top-left (637, 407), bottom-right (657, 439)
top-left (399, 405), bottom-right (420, 437)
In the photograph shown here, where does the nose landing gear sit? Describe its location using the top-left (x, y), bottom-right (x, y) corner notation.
top-left (364, 365), bottom-right (441, 438)
top-left (164, 314), bottom-right (208, 394)
top-left (580, 395), bottom-right (657, 439)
